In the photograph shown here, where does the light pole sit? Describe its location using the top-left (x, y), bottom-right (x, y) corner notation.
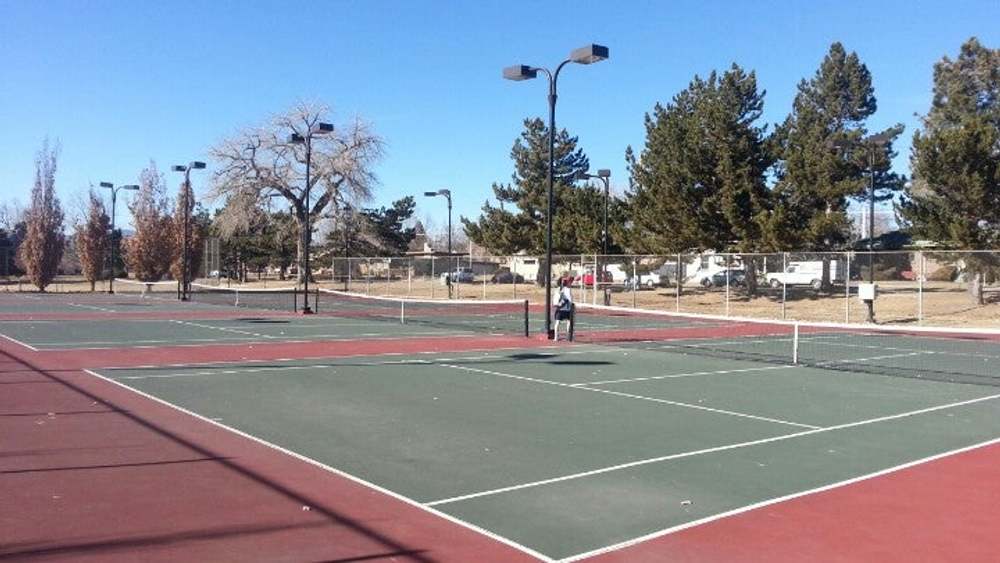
top-left (424, 189), bottom-right (452, 278)
top-left (289, 122), bottom-right (333, 314)
top-left (504, 44), bottom-right (609, 338)
top-left (833, 131), bottom-right (893, 323)
top-left (171, 161), bottom-right (206, 300)
top-left (341, 202), bottom-right (353, 291)
top-left (574, 169), bottom-right (611, 305)
top-left (99, 182), bottom-right (139, 294)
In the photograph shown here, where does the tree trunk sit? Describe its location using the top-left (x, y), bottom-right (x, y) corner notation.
top-left (820, 256), bottom-right (832, 293)
top-left (90, 280), bottom-right (95, 292)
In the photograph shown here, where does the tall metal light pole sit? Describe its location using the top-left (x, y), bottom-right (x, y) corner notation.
top-left (289, 122), bottom-right (333, 314)
top-left (170, 161), bottom-right (206, 300)
top-left (99, 182), bottom-right (139, 294)
top-left (424, 189), bottom-right (452, 275)
top-left (341, 202), bottom-right (353, 291)
top-left (574, 169), bottom-right (612, 304)
top-left (504, 44), bottom-right (609, 338)
top-left (833, 131), bottom-right (893, 323)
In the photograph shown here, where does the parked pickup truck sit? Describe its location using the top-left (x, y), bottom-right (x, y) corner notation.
top-left (765, 261), bottom-right (843, 289)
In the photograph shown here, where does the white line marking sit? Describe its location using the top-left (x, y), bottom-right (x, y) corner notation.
top-left (170, 319), bottom-right (273, 339)
top-left (68, 302), bottom-right (117, 313)
top-left (425, 391), bottom-right (1000, 507)
top-left (578, 365), bottom-right (795, 386)
top-left (437, 364), bottom-right (819, 429)
top-left (0, 331), bottom-right (39, 352)
top-left (80, 368), bottom-right (553, 562)
top-left (558, 435), bottom-right (1000, 562)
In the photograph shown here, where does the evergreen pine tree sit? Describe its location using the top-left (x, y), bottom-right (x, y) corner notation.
top-left (900, 38), bottom-right (1000, 303)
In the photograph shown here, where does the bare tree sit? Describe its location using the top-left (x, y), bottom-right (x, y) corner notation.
top-left (18, 140), bottom-right (65, 290)
top-left (209, 102), bottom-right (384, 281)
top-left (75, 189), bottom-right (111, 291)
top-left (123, 161), bottom-right (173, 281)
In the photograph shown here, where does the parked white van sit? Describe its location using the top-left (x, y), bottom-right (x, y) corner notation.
top-left (765, 260), bottom-right (844, 289)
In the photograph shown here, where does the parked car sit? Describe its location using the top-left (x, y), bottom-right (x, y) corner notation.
top-left (625, 272), bottom-right (662, 289)
top-left (707, 269), bottom-right (747, 287)
top-left (490, 270), bottom-right (525, 284)
top-left (439, 268), bottom-right (475, 284)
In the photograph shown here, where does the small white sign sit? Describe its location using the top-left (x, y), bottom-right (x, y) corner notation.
top-left (858, 282), bottom-right (877, 301)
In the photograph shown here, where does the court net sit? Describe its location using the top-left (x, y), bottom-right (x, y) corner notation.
top-left (572, 303), bottom-right (1000, 387)
top-left (113, 278), bottom-right (179, 297)
top-left (317, 288), bottom-right (529, 337)
top-left (189, 283), bottom-right (301, 311)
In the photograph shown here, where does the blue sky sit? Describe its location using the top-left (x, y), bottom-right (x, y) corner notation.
top-left (1, 0), bottom-right (997, 232)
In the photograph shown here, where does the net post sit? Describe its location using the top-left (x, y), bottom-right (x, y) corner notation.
top-left (400, 300), bottom-right (405, 324)
top-left (292, 287), bottom-right (296, 312)
top-left (408, 260), bottom-right (412, 297)
top-left (792, 322), bottom-right (799, 364)
top-left (523, 299), bottom-right (529, 337)
top-left (314, 288), bottom-right (319, 313)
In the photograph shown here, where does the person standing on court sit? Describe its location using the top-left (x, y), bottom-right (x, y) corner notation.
top-left (553, 277), bottom-right (574, 341)
top-left (445, 271), bottom-right (453, 299)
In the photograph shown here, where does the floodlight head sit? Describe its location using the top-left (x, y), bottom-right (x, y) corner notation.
top-left (288, 133), bottom-right (305, 144)
top-left (314, 123), bottom-right (333, 134)
top-left (573, 171), bottom-right (591, 181)
top-left (172, 165), bottom-right (187, 172)
top-left (830, 138), bottom-right (852, 150)
top-left (190, 161), bottom-right (207, 169)
top-left (868, 131), bottom-right (894, 146)
top-left (503, 65), bottom-right (538, 81)
top-left (424, 191), bottom-right (438, 197)
top-left (596, 169), bottom-right (611, 178)
top-left (123, 185), bottom-right (140, 191)
top-left (99, 182), bottom-right (113, 188)
top-left (569, 44), bottom-right (609, 65)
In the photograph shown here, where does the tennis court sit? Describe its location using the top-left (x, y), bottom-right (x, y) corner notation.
top-left (4, 289), bottom-right (1000, 561)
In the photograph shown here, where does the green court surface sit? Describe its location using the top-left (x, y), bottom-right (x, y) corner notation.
top-left (96, 343), bottom-right (1000, 560)
top-left (0, 316), bottom-right (477, 349)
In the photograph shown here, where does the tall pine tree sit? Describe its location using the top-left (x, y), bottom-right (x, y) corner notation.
top-left (463, 118), bottom-right (606, 255)
top-left (899, 37), bottom-right (1000, 304)
top-left (626, 64), bottom-right (773, 292)
top-left (771, 43), bottom-right (904, 289)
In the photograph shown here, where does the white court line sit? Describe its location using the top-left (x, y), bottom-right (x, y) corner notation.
top-left (425, 391), bottom-right (1000, 507)
top-left (170, 319), bottom-right (273, 339)
top-left (35, 331), bottom-right (492, 351)
top-left (68, 302), bottom-right (117, 313)
top-left (800, 335), bottom-right (1000, 362)
top-left (0, 331), bottom-right (40, 352)
top-left (80, 368), bottom-right (552, 562)
top-left (560, 435), bottom-right (1000, 562)
top-left (438, 364), bottom-right (819, 429)
top-left (578, 364), bottom-right (797, 386)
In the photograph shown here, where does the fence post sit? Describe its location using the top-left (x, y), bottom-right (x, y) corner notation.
top-left (407, 259), bottom-right (412, 297)
top-left (781, 252), bottom-right (787, 320)
top-left (676, 252), bottom-right (682, 312)
top-left (431, 256), bottom-right (435, 299)
top-left (725, 254), bottom-right (731, 316)
top-left (512, 258), bottom-right (517, 299)
top-left (632, 257), bottom-right (637, 308)
top-left (918, 251), bottom-right (924, 324)
top-left (845, 252), bottom-right (851, 323)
